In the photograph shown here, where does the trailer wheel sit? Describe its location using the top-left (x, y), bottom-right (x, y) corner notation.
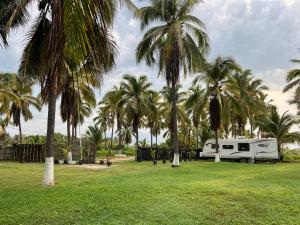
top-left (239, 158), bottom-right (247, 163)
top-left (248, 158), bottom-right (255, 164)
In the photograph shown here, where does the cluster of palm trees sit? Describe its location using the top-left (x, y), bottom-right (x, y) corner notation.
top-left (91, 56), bottom-right (295, 158)
top-left (0, 73), bottom-right (41, 144)
top-left (0, 0), bottom-right (299, 187)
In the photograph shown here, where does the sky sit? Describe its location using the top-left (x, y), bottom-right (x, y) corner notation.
top-left (1, 0), bottom-right (300, 144)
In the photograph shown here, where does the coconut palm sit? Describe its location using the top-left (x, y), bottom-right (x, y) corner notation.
top-left (256, 106), bottom-right (299, 159)
top-left (185, 85), bottom-right (207, 148)
top-left (0, 73), bottom-right (20, 115)
top-left (193, 56), bottom-right (240, 162)
top-left (225, 70), bottom-right (268, 137)
top-left (94, 107), bottom-right (111, 150)
top-left (100, 86), bottom-right (125, 150)
top-left (121, 74), bottom-right (153, 160)
top-left (283, 55), bottom-right (300, 114)
top-left (119, 119), bottom-right (134, 147)
top-left (146, 91), bottom-right (161, 150)
top-left (61, 74), bottom-right (99, 146)
top-left (9, 78), bottom-right (41, 144)
top-left (160, 86), bottom-right (189, 142)
top-left (1, 0), bottom-right (139, 186)
top-left (85, 125), bottom-right (102, 163)
top-left (136, 0), bottom-right (209, 166)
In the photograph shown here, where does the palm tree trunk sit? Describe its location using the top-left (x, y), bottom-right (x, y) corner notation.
top-left (111, 123), bottom-right (114, 149)
top-left (215, 129), bottom-right (220, 163)
top-left (67, 114), bottom-right (70, 146)
top-left (188, 129), bottom-right (191, 149)
top-left (171, 77), bottom-right (180, 167)
top-left (43, 0), bottom-right (64, 186)
top-left (43, 85), bottom-right (57, 186)
top-left (18, 118), bottom-right (22, 144)
top-left (136, 128), bottom-right (139, 160)
top-left (104, 128), bottom-right (107, 150)
top-left (250, 123), bottom-right (253, 138)
top-left (150, 127), bottom-right (153, 150)
top-left (155, 132), bottom-right (158, 147)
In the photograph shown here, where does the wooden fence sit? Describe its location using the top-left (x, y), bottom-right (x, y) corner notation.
top-left (0, 144), bottom-right (45, 163)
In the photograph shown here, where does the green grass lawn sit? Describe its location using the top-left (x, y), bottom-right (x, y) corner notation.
top-left (0, 161), bottom-right (299, 225)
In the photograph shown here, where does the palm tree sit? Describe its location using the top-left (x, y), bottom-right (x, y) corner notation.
top-left (185, 85), bottom-right (207, 148)
top-left (193, 56), bottom-right (240, 162)
top-left (1, 0), bottom-right (137, 186)
top-left (60, 74), bottom-right (99, 146)
top-left (256, 106), bottom-right (299, 160)
top-left (9, 78), bottom-right (41, 144)
top-left (94, 107), bottom-right (110, 150)
top-left (146, 91), bottom-right (160, 150)
top-left (136, 0), bottom-right (209, 166)
top-left (283, 54), bottom-right (300, 114)
top-left (119, 119), bottom-right (134, 148)
top-left (121, 74), bottom-right (153, 160)
top-left (100, 86), bottom-right (125, 150)
top-left (0, 73), bottom-right (20, 115)
top-left (85, 125), bottom-right (102, 163)
top-left (160, 86), bottom-right (189, 144)
top-left (225, 70), bottom-right (268, 137)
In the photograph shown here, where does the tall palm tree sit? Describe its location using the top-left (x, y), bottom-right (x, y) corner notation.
top-left (160, 86), bottom-right (189, 144)
top-left (185, 85), bottom-right (207, 148)
top-left (119, 119), bottom-right (134, 147)
top-left (9, 78), bottom-right (41, 144)
top-left (256, 106), bottom-right (299, 160)
top-left (226, 70), bottom-right (268, 137)
top-left (60, 73), bottom-right (99, 146)
top-left (146, 91), bottom-right (160, 150)
top-left (136, 0), bottom-right (209, 166)
top-left (193, 56), bottom-right (240, 162)
top-left (100, 86), bottom-right (125, 150)
top-left (121, 74), bottom-right (153, 160)
top-left (1, 0), bottom-right (137, 186)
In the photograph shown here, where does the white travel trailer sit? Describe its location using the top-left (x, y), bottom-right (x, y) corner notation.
top-left (202, 137), bottom-right (279, 162)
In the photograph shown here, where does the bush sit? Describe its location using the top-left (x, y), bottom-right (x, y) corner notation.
top-left (123, 146), bottom-right (136, 156)
top-left (283, 149), bottom-right (300, 160)
top-left (98, 149), bottom-right (115, 157)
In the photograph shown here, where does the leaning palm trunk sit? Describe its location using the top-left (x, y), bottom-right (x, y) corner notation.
top-left (171, 78), bottom-right (180, 167)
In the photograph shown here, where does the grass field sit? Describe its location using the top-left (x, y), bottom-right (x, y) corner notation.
top-left (0, 161), bottom-right (299, 225)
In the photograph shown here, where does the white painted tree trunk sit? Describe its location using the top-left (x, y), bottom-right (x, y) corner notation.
top-left (215, 153), bottom-right (221, 163)
top-left (172, 153), bottom-right (180, 167)
top-left (43, 157), bottom-right (55, 186)
top-left (67, 151), bottom-right (72, 161)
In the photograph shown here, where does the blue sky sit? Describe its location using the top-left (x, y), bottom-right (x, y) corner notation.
top-left (1, 0), bottom-right (300, 143)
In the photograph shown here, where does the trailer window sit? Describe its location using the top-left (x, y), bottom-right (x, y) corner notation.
top-left (211, 144), bottom-right (219, 149)
top-left (223, 145), bottom-right (234, 149)
top-left (238, 143), bottom-right (250, 151)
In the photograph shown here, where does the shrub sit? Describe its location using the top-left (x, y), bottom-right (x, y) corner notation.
top-left (283, 149), bottom-right (300, 160)
top-left (123, 146), bottom-right (136, 156)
